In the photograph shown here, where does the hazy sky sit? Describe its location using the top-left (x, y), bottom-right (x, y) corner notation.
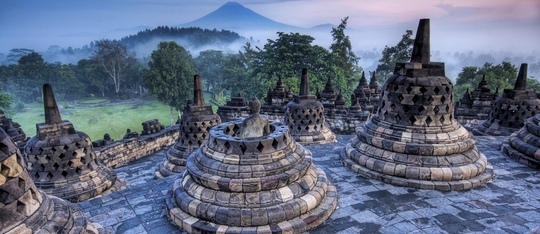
top-left (1, 0), bottom-right (539, 54)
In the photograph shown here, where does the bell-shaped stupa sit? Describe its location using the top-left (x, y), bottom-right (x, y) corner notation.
top-left (474, 64), bottom-right (540, 136)
top-left (0, 127), bottom-right (108, 233)
top-left (216, 93), bottom-right (250, 122)
top-left (284, 68), bottom-right (336, 145)
top-left (0, 109), bottom-right (28, 150)
top-left (166, 98), bottom-right (337, 233)
top-left (24, 84), bottom-right (118, 202)
top-left (341, 19), bottom-right (494, 190)
top-left (501, 113), bottom-right (540, 168)
top-left (156, 75), bottom-right (221, 178)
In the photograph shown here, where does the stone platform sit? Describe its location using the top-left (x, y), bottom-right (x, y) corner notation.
top-left (80, 135), bottom-right (540, 233)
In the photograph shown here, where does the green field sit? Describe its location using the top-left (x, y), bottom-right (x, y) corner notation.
top-left (13, 99), bottom-right (174, 141)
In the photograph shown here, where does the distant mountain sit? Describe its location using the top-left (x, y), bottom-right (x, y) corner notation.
top-left (311, 24), bottom-right (336, 30)
top-left (179, 2), bottom-right (300, 31)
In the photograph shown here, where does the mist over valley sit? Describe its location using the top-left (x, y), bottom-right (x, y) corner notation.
top-left (1, 1), bottom-right (538, 81)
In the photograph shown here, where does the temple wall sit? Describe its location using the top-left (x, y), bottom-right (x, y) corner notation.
top-left (95, 124), bottom-right (179, 168)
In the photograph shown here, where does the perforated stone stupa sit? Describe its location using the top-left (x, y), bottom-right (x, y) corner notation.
top-left (166, 114), bottom-right (337, 233)
top-left (24, 84), bottom-right (118, 202)
top-left (474, 64), bottom-right (540, 136)
top-left (502, 114), bottom-right (540, 168)
top-left (455, 76), bottom-right (498, 130)
top-left (0, 109), bottom-right (28, 150)
top-left (0, 128), bottom-right (106, 234)
top-left (341, 19), bottom-right (494, 190)
top-left (260, 77), bottom-right (292, 121)
top-left (351, 71), bottom-right (382, 114)
top-left (216, 93), bottom-right (250, 122)
top-left (284, 68), bottom-right (336, 145)
top-left (156, 75), bottom-right (221, 178)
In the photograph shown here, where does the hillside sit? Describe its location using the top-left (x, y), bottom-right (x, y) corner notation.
top-left (120, 26), bottom-right (244, 49)
top-left (119, 26), bottom-right (246, 57)
top-left (34, 26), bottom-right (245, 64)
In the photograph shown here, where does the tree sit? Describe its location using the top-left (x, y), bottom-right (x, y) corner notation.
top-left (329, 17), bottom-right (360, 79)
top-left (376, 30), bottom-right (414, 83)
top-left (144, 41), bottom-right (194, 125)
top-left (329, 16), bottom-right (362, 103)
top-left (46, 63), bottom-right (83, 101)
top-left (194, 50), bottom-right (225, 97)
top-left (218, 43), bottom-right (265, 99)
top-left (454, 61), bottom-right (519, 99)
top-left (73, 59), bottom-right (111, 97)
top-left (6, 48), bottom-right (34, 64)
top-left (0, 90), bottom-right (13, 117)
top-left (252, 32), bottom-right (331, 94)
top-left (91, 39), bottom-right (135, 95)
top-left (17, 52), bottom-right (49, 102)
top-left (124, 61), bottom-right (146, 97)
top-left (0, 65), bottom-right (24, 102)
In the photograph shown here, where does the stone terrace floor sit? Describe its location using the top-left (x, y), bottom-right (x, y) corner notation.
top-left (79, 135), bottom-right (540, 234)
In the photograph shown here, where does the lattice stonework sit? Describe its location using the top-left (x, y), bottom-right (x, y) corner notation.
top-left (0, 110), bottom-right (27, 150)
top-left (166, 121), bottom-right (337, 233)
top-left (284, 69), bottom-right (336, 145)
top-left (0, 128), bottom-right (104, 234)
top-left (156, 75), bottom-right (222, 178)
top-left (378, 76), bottom-right (454, 127)
top-left (25, 124), bottom-right (117, 202)
top-left (340, 19), bottom-right (494, 191)
top-left (474, 64), bottom-right (540, 136)
top-left (156, 113), bottom-right (221, 177)
top-left (502, 114), bottom-right (540, 168)
top-left (23, 84), bottom-right (118, 203)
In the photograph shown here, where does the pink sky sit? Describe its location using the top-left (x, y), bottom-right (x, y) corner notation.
top-left (0, 0), bottom-right (538, 53)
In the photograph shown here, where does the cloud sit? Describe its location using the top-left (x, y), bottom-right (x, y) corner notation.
top-left (436, 0), bottom-right (540, 22)
top-left (0, 0), bottom-right (538, 53)
top-left (245, 0), bottom-right (540, 28)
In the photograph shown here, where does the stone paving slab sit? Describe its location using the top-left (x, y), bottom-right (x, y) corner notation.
top-left (79, 135), bottom-right (540, 233)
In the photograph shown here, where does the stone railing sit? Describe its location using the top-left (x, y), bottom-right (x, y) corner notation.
top-left (141, 119), bottom-right (165, 135)
top-left (94, 124), bottom-right (179, 168)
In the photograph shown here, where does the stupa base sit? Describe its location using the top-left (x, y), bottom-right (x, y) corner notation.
top-left (166, 168), bottom-right (337, 234)
top-left (341, 143), bottom-right (494, 191)
top-left (292, 128), bottom-right (337, 146)
top-left (7, 191), bottom-right (109, 234)
top-left (501, 141), bottom-right (540, 169)
top-left (36, 167), bottom-right (118, 203)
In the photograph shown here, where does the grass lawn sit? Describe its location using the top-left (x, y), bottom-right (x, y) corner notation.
top-left (13, 100), bottom-right (174, 141)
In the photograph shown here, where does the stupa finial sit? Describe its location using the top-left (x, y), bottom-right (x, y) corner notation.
top-left (410, 18), bottom-right (430, 64)
top-left (193, 74), bottom-right (205, 106)
top-left (43, 84), bottom-right (63, 125)
top-left (514, 63), bottom-right (528, 90)
top-left (299, 68), bottom-right (310, 95)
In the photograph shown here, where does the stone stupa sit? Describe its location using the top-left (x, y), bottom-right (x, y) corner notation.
top-left (502, 113), bottom-right (540, 168)
top-left (167, 97), bottom-right (337, 233)
top-left (474, 64), bottom-right (540, 136)
top-left (341, 19), bottom-right (494, 191)
top-left (0, 127), bottom-right (107, 234)
top-left (24, 84), bottom-right (119, 202)
top-left (156, 75), bottom-right (221, 178)
top-left (284, 68), bottom-right (336, 145)
top-left (0, 109), bottom-right (28, 150)
top-left (216, 93), bottom-right (250, 122)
